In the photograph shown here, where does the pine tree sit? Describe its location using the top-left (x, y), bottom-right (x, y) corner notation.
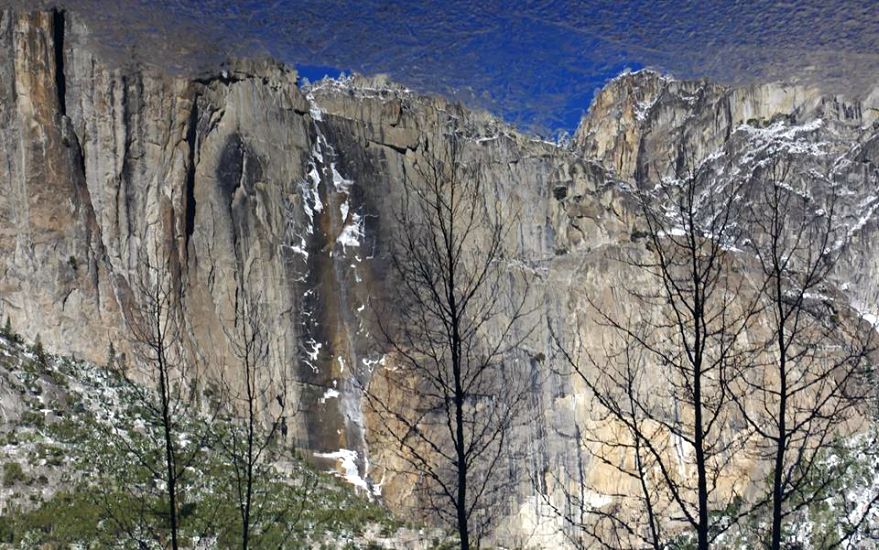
top-left (106, 341), bottom-right (116, 371)
top-left (33, 335), bottom-right (47, 366)
top-left (3, 317), bottom-right (22, 345)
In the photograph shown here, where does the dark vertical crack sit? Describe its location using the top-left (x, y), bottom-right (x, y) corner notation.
top-left (52, 8), bottom-right (66, 116)
top-left (119, 76), bottom-right (135, 249)
top-left (723, 93), bottom-right (734, 142)
top-left (184, 97), bottom-right (199, 246)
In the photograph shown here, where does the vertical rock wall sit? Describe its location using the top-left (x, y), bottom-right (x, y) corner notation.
top-left (2, 9), bottom-right (879, 546)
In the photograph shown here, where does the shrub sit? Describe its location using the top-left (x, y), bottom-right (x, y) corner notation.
top-left (20, 411), bottom-right (45, 429)
top-left (3, 463), bottom-right (27, 487)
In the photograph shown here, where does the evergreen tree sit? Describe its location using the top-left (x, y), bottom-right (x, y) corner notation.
top-left (33, 335), bottom-right (47, 366)
top-left (106, 342), bottom-right (116, 371)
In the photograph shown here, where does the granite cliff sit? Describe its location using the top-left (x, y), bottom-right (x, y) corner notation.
top-left (2, 8), bottom-right (878, 546)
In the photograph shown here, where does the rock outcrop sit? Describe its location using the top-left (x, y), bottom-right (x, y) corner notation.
top-left (575, 69), bottom-right (879, 319)
top-left (2, 8), bottom-right (878, 547)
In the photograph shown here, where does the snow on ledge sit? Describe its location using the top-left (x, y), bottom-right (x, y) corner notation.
top-left (313, 448), bottom-right (370, 494)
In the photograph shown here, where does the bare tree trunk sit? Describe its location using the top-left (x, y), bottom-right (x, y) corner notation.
top-left (769, 276), bottom-right (786, 550)
top-left (693, 357), bottom-right (709, 550)
top-left (730, 159), bottom-right (877, 549)
top-left (243, 357), bottom-right (254, 550)
top-left (455, 383), bottom-right (469, 550)
top-left (448, 204), bottom-right (471, 550)
top-left (159, 356), bottom-right (180, 550)
top-left (121, 243), bottom-right (212, 548)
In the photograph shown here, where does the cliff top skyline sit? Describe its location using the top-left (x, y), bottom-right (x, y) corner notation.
top-left (4, 0), bottom-right (879, 134)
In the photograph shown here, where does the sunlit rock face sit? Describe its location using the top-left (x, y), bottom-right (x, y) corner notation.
top-left (575, 69), bottom-right (879, 320)
top-left (2, 8), bottom-right (879, 547)
top-left (575, 69), bottom-right (878, 184)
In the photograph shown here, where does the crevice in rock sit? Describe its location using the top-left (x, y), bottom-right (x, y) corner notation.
top-left (184, 97), bottom-right (199, 246)
top-left (218, 133), bottom-right (246, 212)
top-left (118, 76), bottom-right (135, 247)
top-left (194, 73), bottom-right (239, 87)
top-left (52, 8), bottom-right (66, 116)
top-left (64, 115), bottom-right (107, 310)
top-left (366, 138), bottom-right (412, 155)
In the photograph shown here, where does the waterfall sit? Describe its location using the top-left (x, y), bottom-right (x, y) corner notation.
top-left (281, 91), bottom-right (376, 496)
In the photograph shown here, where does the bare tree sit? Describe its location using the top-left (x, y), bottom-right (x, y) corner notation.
top-left (216, 289), bottom-right (307, 549)
top-left (549, 156), bottom-right (757, 549)
top-left (110, 242), bottom-right (215, 549)
top-left (730, 159), bottom-right (877, 549)
top-left (365, 128), bottom-right (532, 549)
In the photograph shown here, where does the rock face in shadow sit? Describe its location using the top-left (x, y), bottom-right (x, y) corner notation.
top-left (2, 9), bottom-right (879, 547)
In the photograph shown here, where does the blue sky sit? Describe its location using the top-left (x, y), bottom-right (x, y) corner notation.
top-left (58, 0), bottom-right (879, 135)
